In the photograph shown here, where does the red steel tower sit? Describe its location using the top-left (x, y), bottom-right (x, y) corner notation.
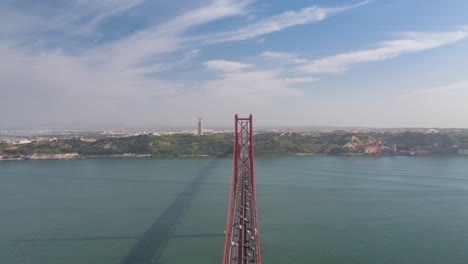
top-left (222, 114), bottom-right (262, 264)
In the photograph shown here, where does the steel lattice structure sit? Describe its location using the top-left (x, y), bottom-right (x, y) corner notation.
top-left (222, 115), bottom-right (262, 264)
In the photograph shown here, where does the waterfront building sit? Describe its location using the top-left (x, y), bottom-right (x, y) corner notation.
top-left (364, 144), bottom-right (379, 154)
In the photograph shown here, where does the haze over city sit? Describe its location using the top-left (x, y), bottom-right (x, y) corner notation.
top-left (2, 0), bottom-right (468, 128)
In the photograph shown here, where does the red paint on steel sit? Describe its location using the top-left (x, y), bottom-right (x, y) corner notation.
top-left (248, 115), bottom-right (262, 264)
top-left (222, 115), bottom-right (262, 264)
top-left (222, 115), bottom-right (239, 264)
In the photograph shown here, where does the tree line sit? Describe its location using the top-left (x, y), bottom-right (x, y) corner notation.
top-left (2, 131), bottom-right (468, 157)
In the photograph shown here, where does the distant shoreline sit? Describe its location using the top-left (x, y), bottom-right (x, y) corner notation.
top-left (2, 153), bottom-right (465, 161)
top-left (2, 132), bottom-right (468, 160)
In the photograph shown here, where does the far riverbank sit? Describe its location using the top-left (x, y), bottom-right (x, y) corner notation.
top-left (2, 152), bottom-right (466, 161)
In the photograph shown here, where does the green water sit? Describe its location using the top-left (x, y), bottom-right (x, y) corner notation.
top-left (1, 156), bottom-right (468, 264)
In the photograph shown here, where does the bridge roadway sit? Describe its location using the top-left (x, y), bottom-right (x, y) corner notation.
top-left (227, 165), bottom-right (257, 263)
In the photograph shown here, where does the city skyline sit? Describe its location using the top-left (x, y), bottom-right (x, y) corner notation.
top-left (1, 0), bottom-right (468, 129)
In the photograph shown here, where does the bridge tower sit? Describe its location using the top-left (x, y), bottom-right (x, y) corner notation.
top-left (222, 114), bottom-right (262, 264)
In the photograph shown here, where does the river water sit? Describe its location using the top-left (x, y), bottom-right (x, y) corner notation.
top-left (1, 156), bottom-right (468, 264)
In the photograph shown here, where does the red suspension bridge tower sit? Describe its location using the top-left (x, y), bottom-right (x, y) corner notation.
top-left (222, 115), bottom-right (262, 264)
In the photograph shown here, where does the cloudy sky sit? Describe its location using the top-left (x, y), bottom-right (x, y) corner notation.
top-left (1, 0), bottom-right (468, 129)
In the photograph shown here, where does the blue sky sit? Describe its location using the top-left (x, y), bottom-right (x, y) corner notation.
top-left (1, 0), bottom-right (468, 128)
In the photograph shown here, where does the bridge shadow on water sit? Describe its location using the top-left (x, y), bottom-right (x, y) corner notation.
top-left (120, 158), bottom-right (222, 264)
top-left (11, 234), bottom-right (223, 243)
top-left (10, 158), bottom-right (224, 264)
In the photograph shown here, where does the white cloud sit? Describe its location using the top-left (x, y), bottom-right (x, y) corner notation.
top-left (0, 0), bottom-right (361, 82)
top-left (201, 71), bottom-right (303, 96)
top-left (291, 58), bottom-right (308, 64)
top-left (0, 0), bottom-right (147, 41)
top-left (86, 0), bottom-right (253, 74)
top-left (158, 0), bottom-right (253, 34)
top-left (211, 1), bottom-right (372, 42)
top-left (0, 43), bottom-right (182, 126)
top-left (261, 51), bottom-right (308, 64)
top-left (405, 82), bottom-right (468, 97)
top-left (204, 60), bottom-right (253, 72)
top-left (299, 28), bottom-right (468, 74)
top-left (0, 0), bottom-right (263, 127)
top-left (261, 51), bottom-right (295, 59)
top-left (283, 77), bottom-right (318, 84)
top-left (74, 0), bottom-right (146, 35)
top-left (155, 70), bottom-right (304, 124)
top-left (5, 0), bottom-right (468, 128)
